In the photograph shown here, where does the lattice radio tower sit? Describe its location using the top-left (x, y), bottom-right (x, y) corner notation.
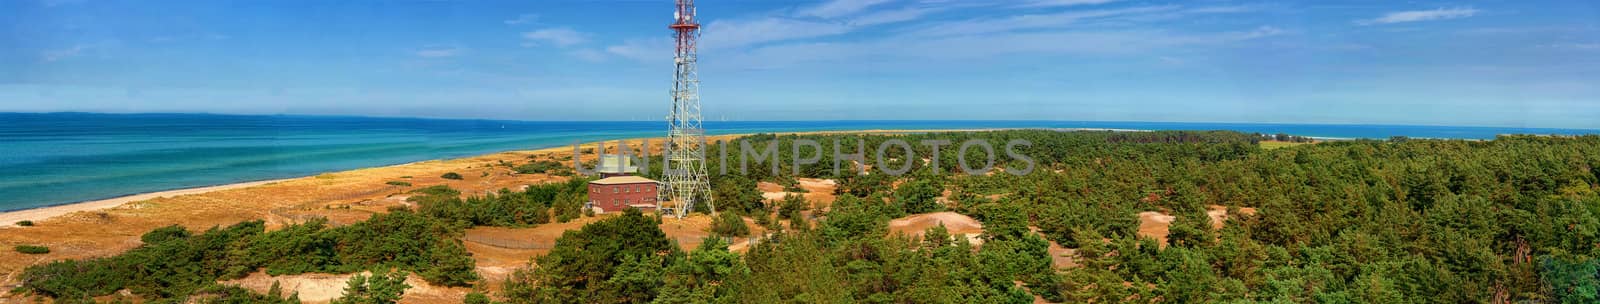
top-left (664, 0), bottom-right (712, 218)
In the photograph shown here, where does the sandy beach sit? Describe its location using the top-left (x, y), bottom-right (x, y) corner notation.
top-left (0, 179), bottom-right (296, 227)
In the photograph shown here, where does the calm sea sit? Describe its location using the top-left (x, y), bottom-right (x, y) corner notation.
top-left (1, 112), bottom-right (1595, 212)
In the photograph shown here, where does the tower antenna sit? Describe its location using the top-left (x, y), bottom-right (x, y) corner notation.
top-left (663, 0), bottom-right (711, 218)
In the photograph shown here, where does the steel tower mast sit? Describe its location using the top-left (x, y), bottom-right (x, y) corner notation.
top-left (664, 0), bottom-right (711, 218)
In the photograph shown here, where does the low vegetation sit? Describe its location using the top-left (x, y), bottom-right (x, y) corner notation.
top-left (331, 270), bottom-right (410, 304)
top-left (17, 209), bottom-right (475, 301)
top-left (411, 179), bottom-right (590, 228)
top-left (440, 172), bottom-right (463, 180)
top-left (514, 160), bottom-right (572, 176)
top-left (14, 245), bottom-right (49, 254)
top-left (711, 211), bottom-right (749, 238)
top-left (16, 130), bottom-right (1600, 303)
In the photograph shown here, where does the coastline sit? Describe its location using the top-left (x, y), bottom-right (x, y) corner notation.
top-left (0, 128), bottom-right (991, 229)
top-left (0, 178), bottom-right (296, 227)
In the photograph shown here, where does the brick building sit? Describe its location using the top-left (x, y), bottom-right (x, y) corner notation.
top-left (587, 175), bottom-right (659, 213)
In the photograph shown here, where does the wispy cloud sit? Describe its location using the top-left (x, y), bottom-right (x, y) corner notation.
top-left (798, 0), bottom-right (896, 18)
top-left (907, 5), bottom-right (1181, 37)
top-left (521, 28), bottom-right (587, 47)
top-left (415, 46), bottom-right (464, 58)
top-left (569, 49), bottom-right (608, 62)
top-left (606, 38), bottom-right (671, 62)
top-left (41, 45), bottom-right (88, 62)
top-left (1019, 0), bottom-right (1121, 8)
top-left (850, 6), bottom-right (939, 26)
top-left (1358, 7), bottom-right (1479, 25)
top-left (719, 25), bottom-right (1287, 69)
top-left (702, 18), bottom-right (852, 50)
top-left (40, 41), bottom-right (118, 62)
top-left (504, 14), bottom-right (539, 25)
top-left (1540, 42), bottom-right (1600, 51)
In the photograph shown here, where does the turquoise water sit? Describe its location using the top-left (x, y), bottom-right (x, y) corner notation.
top-left (1, 112), bottom-right (1595, 211)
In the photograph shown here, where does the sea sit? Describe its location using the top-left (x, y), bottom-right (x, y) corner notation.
top-left (1, 112), bottom-right (1596, 212)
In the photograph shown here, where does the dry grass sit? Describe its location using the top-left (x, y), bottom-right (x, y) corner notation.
top-left (1259, 140), bottom-right (1312, 150)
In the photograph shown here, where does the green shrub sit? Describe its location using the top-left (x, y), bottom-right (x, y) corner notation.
top-left (332, 270), bottom-right (409, 304)
top-left (514, 160), bottom-right (565, 174)
top-left (712, 212), bottom-right (750, 237)
top-left (465, 292), bottom-right (492, 304)
top-left (15, 220), bottom-right (33, 226)
top-left (778, 194), bottom-right (808, 221)
top-left (141, 224), bottom-right (191, 244)
top-left (14, 245), bottom-right (49, 254)
top-left (18, 210), bottom-right (478, 301)
top-left (441, 172), bottom-right (464, 180)
top-left (385, 181), bottom-right (412, 187)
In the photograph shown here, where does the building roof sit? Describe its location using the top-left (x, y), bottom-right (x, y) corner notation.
top-left (589, 175), bottom-right (659, 185)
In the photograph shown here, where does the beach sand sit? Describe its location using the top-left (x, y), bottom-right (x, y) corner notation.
top-left (0, 179), bottom-right (296, 227)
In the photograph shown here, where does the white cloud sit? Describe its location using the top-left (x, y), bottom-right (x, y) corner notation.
top-left (521, 28), bottom-right (588, 47)
top-left (719, 25), bottom-right (1287, 69)
top-left (798, 0), bottom-right (896, 18)
top-left (1358, 8), bottom-right (1478, 25)
top-left (39, 41), bottom-right (118, 62)
top-left (606, 38), bottom-right (671, 62)
top-left (908, 5), bottom-right (1180, 37)
top-left (1540, 42), bottom-right (1600, 51)
top-left (415, 46), bottom-right (464, 58)
top-left (850, 7), bottom-right (938, 26)
top-left (41, 45), bottom-right (88, 62)
top-left (701, 18), bottom-right (853, 50)
top-left (1019, 0), bottom-right (1120, 8)
top-left (569, 49), bottom-right (609, 62)
top-left (504, 14), bottom-right (539, 25)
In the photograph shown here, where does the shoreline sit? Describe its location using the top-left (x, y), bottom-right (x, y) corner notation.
top-left (0, 178), bottom-right (297, 227)
top-left (0, 128), bottom-right (1001, 228)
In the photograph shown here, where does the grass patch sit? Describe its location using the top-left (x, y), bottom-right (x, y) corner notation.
top-left (15, 245), bottom-right (49, 254)
top-left (386, 181), bottom-right (413, 187)
top-left (16, 220), bottom-right (34, 227)
top-left (441, 172), bottom-right (464, 180)
top-left (1260, 140), bottom-right (1310, 150)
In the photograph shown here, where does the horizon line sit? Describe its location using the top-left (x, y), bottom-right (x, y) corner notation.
top-left (3, 111), bottom-right (1598, 132)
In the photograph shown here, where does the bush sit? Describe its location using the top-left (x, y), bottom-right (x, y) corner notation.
top-left (778, 194), bottom-right (808, 221)
top-left (141, 224), bottom-right (191, 244)
top-left (385, 181), bottom-right (412, 187)
top-left (465, 292), bottom-right (492, 304)
top-left (15, 220), bottom-right (33, 226)
top-left (712, 212), bottom-right (750, 238)
top-left (18, 210), bottom-right (478, 301)
top-left (514, 160), bottom-right (566, 175)
top-left (15, 245), bottom-right (49, 254)
top-left (441, 172), bottom-right (464, 180)
top-left (332, 270), bottom-right (410, 304)
top-left (895, 179), bottom-right (942, 214)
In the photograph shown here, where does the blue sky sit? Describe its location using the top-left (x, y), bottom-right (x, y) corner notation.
top-left (2, 0), bottom-right (1598, 128)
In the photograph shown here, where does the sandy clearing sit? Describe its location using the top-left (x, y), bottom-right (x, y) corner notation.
top-left (757, 178), bottom-right (838, 211)
top-left (1137, 205), bottom-right (1257, 247)
top-left (222, 271), bottom-right (470, 304)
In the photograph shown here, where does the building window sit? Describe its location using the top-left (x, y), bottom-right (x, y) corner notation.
top-left (613, 187), bottom-right (618, 193)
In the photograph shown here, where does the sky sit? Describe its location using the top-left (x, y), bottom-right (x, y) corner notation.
top-left (2, 0), bottom-right (1598, 129)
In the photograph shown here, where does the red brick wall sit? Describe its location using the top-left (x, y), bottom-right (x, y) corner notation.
top-left (588, 182), bottom-right (658, 211)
